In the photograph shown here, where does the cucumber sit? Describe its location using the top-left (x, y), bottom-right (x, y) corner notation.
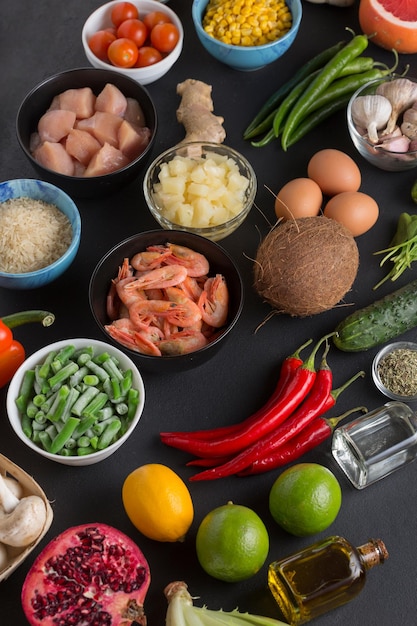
top-left (334, 279), bottom-right (417, 352)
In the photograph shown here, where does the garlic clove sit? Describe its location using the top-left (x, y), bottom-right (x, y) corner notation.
top-left (377, 134), bottom-right (411, 153)
top-left (351, 95), bottom-right (392, 144)
top-left (376, 78), bottom-right (417, 135)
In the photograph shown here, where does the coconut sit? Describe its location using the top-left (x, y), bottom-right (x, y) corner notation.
top-left (253, 216), bottom-right (359, 317)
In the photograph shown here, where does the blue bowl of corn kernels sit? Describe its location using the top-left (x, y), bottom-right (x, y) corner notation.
top-left (191, 0), bottom-right (302, 71)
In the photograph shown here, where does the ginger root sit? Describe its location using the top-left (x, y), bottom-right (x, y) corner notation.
top-left (176, 78), bottom-right (226, 144)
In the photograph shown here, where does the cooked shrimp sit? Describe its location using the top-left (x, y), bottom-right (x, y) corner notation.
top-left (124, 264), bottom-right (188, 294)
top-left (150, 243), bottom-right (210, 277)
top-left (131, 249), bottom-right (171, 271)
top-left (116, 276), bottom-right (147, 309)
top-left (105, 322), bottom-right (163, 356)
top-left (164, 286), bottom-right (202, 328)
top-left (178, 275), bottom-right (203, 302)
top-left (158, 330), bottom-right (209, 355)
top-left (198, 274), bottom-right (229, 328)
top-left (129, 299), bottom-right (197, 330)
top-left (106, 257), bottom-right (134, 320)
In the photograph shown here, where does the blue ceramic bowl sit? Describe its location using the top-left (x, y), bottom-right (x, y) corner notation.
top-left (0, 179), bottom-right (81, 290)
top-left (192, 0), bottom-right (302, 71)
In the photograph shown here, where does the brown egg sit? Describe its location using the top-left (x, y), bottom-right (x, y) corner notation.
top-left (274, 178), bottom-right (322, 220)
top-left (307, 149), bottom-right (361, 196)
top-left (323, 191), bottom-right (379, 237)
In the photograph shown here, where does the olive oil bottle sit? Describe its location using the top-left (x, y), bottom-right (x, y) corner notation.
top-left (268, 535), bottom-right (388, 625)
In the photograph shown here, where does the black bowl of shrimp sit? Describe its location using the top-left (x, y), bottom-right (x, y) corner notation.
top-left (89, 230), bottom-right (244, 373)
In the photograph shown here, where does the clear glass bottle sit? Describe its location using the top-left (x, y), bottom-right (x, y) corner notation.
top-left (268, 535), bottom-right (388, 625)
top-left (331, 401), bottom-right (417, 489)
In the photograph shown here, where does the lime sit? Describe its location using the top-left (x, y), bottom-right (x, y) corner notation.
top-left (196, 501), bottom-right (269, 582)
top-left (269, 462), bottom-right (342, 537)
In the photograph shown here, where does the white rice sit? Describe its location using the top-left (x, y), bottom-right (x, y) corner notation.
top-left (0, 197), bottom-right (73, 274)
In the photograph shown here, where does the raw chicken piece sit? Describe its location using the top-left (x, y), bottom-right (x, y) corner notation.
top-left (29, 132), bottom-right (42, 153)
top-left (66, 128), bottom-right (102, 166)
top-left (34, 141), bottom-right (75, 175)
top-left (84, 142), bottom-right (130, 176)
top-left (95, 83), bottom-right (127, 117)
top-left (125, 97), bottom-right (146, 126)
top-left (76, 111), bottom-right (123, 147)
top-left (59, 87), bottom-right (96, 119)
top-left (38, 109), bottom-right (76, 143)
top-left (118, 120), bottom-right (151, 160)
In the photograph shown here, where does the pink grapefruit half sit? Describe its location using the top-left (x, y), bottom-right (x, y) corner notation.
top-left (359, 0), bottom-right (417, 54)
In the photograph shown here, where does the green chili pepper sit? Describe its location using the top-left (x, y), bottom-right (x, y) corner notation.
top-left (281, 33), bottom-right (369, 151)
top-left (243, 40), bottom-right (346, 139)
top-left (285, 94), bottom-right (353, 149)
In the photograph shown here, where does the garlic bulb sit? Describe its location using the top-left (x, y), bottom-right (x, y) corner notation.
top-left (351, 95), bottom-right (392, 144)
top-left (376, 78), bottom-right (417, 135)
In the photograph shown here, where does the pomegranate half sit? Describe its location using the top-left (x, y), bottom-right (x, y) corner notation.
top-left (21, 523), bottom-right (151, 626)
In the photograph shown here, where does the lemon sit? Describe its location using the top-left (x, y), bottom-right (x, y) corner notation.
top-left (122, 463), bottom-right (194, 542)
top-left (269, 462), bottom-right (342, 537)
top-left (196, 501), bottom-right (269, 582)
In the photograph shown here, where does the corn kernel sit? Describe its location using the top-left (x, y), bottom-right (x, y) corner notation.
top-left (202, 0), bottom-right (293, 47)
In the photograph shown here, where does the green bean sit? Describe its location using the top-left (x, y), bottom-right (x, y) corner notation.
top-left (37, 350), bottom-right (57, 380)
top-left (34, 366), bottom-right (50, 394)
top-left (32, 420), bottom-right (47, 432)
top-left (51, 345), bottom-right (76, 372)
top-left (15, 369), bottom-right (36, 413)
top-left (77, 446), bottom-right (96, 456)
top-left (77, 436), bottom-right (91, 448)
top-left (48, 361), bottom-right (79, 391)
top-left (34, 411), bottom-right (47, 425)
top-left (33, 393), bottom-right (46, 407)
top-left (243, 40), bottom-right (346, 139)
top-left (85, 359), bottom-right (109, 382)
top-left (116, 402), bottom-right (128, 416)
top-left (127, 388), bottom-right (140, 422)
top-left (69, 365), bottom-right (89, 388)
top-left (98, 354), bottom-right (125, 381)
top-left (21, 414), bottom-right (32, 439)
top-left (38, 431), bottom-right (52, 452)
top-left (120, 370), bottom-right (133, 395)
top-left (74, 346), bottom-right (95, 365)
top-left (64, 437), bottom-right (77, 450)
top-left (46, 384), bottom-right (71, 422)
top-left (97, 406), bottom-right (114, 421)
top-left (71, 386), bottom-right (100, 417)
top-left (45, 424), bottom-right (58, 439)
top-left (26, 401), bottom-right (38, 419)
top-left (49, 416), bottom-right (80, 454)
top-left (83, 374), bottom-right (100, 386)
top-left (72, 415), bottom-right (97, 439)
top-left (82, 391), bottom-right (109, 417)
top-left (97, 419), bottom-right (122, 450)
top-left (281, 33), bottom-right (369, 151)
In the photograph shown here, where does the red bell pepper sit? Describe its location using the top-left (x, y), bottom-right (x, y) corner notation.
top-left (0, 310), bottom-right (55, 388)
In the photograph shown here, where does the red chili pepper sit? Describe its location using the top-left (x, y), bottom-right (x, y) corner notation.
top-left (162, 333), bottom-right (333, 459)
top-left (238, 406), bottom-right (367, 476)
top-left (160, 338), bottom-right (313, 442)
top-left (0, 311), bottom-right (55, 388)
top-left (189, 367), bottom-right (365, 481)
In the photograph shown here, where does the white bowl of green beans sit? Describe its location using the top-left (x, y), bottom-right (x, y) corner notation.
top-left (6, 338), bottom-right (145, 466)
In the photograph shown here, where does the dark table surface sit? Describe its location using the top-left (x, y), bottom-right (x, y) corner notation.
top-left (1, 1), bottom-right (417, 624)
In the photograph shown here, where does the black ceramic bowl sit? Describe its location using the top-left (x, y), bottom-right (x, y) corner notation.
top-left (89, 230), bottom-right (244, 373)
top-left (16, 68), bottom-right (157, 198)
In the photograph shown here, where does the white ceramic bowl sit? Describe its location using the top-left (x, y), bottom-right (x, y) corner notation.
top-left (0, 179), bottom-right (81, 289)
top-left (7, 339), bottom-right (146, 466)
top-left (143, 142), bottom-right (257, 241)
top-left (82, 0), bottom-right (183, 85)
top-left (372, 341), bottom-right (417, 402)
top-left (347, 76), bottom-right (417, 172)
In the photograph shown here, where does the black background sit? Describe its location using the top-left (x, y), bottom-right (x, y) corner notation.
top-left (1, 1), bottom-right (417, 624)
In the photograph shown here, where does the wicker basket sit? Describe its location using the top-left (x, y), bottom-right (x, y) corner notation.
top-left (0, 453), bottom-right (53, 582)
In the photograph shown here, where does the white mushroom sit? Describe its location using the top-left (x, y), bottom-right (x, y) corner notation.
top-left (0, 474), bottom-right (47, 548)
top-left (0, 542), bottom-right (9, 571)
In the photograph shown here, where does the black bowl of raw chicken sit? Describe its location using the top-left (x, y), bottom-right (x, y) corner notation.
top-left (16, 68), bottom-right (157, 198)
top-left (89, 230), bottom-right (244, 373)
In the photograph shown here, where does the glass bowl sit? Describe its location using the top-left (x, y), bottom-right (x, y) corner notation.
top-left (347, 76), bottom-right (417, 172)
top-left (143, 142), bottom-right (257, 242)
top-left (372, 341), bottom-right (417, 402)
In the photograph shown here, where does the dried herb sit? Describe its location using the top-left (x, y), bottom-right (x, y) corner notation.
top-left (378, 348), bottom-right (417, 396)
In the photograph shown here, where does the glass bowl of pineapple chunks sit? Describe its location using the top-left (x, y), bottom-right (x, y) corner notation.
top-left (143, 142), bottom-right (257, 241)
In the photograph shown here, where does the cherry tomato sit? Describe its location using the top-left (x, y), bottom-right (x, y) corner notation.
top-left (143, 11), bottom-right (171, 31)
top-left (135, 46), bottom-right (163, 67)
top-left (150, 23), bottom-right (179, 53)
top-left (117, 19), bottom-right (148, 48)
top-left (107, 37), bottom-right (139, 68)
top-left (88, 30), bottom-right (117, 61)
top-left (110, 2), bottom-right (139, 28)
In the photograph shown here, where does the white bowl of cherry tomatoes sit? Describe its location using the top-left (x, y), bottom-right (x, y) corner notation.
top-left (82, 0), bottom-right (183, 85)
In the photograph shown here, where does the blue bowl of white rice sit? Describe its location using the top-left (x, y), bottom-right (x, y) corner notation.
top-left (0, 179), bottom-right (81, 289)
